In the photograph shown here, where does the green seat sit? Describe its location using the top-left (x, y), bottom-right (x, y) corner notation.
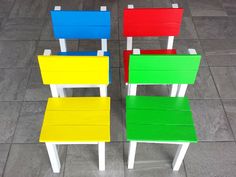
top-left (126, 96), bottom-right (197, 143)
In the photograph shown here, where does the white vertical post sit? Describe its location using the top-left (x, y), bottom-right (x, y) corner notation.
top-left (100, 6), bottom-right (108, 52)
top-left (46, 143), bottom-right (61, 173)
top-left (59, 39), bottom-right (67, 52)
top-left (57, 86), bottom-right (66, 97)
top-left (43, 49), bottom-right (52, 56)
top-left (128, 84), bottom-right (137, 96)
top-left (127, 5), bottom-right (134, 51)
top-left (128, 141), bottom-right (137, 169)
top-left (100, 85), bottom-right (107, 97)
top-left (54, 6), bottom-right (61, 10)
top-left (133, 48), bottom-right (140, 55)
top-left (172, 143), bottom-right (189, 171)
top-left (50, 85), bottom-right (59, 98)
top-left (127, 37), bottom-right (133, 50)
top-left (167, 36), bottom-right (174, 49)
top-left (178, 84), bottom-right (188, 97)
top-left (98, 142), bottom-right (105, 171)
top-left (172, 3), bottom-right (179, 8)
top-left (170, 84), bottom-right (179, 97)
top-left (188, 48), bottom-right (197, 55)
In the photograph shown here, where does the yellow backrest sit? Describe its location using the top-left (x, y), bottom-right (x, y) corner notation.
top-left (38, 55), bottom-right (109, 84)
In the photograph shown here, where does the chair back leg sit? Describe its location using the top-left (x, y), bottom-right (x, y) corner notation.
top-left (46, 143), bottom-right (61, 173)
top-left (98, 142), bottom-right (105, 171)
top-left (128, 141), bottom-right (137, 169)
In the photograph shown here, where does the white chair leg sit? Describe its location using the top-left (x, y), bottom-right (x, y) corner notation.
top-left (100, 85), bottom-right (107, 97)
top-left (57, 87), bottom-right (66, 97)
top-left (98, 142), bottom-right (105, 171)
top-left (172, 143), bottom-right (190, 171)
top-left (128, 141), bottom-right (137, 169)
top-left (170, 84), bottom-right (179, 97)
top-left (127, 84), bottom-right (137, 96)
top-left (45, 143), bottom-right (61, 173)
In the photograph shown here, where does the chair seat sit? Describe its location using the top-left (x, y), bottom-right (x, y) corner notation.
top-left (126, 96), bottom-right (197, 143)
top-left (57, 51), bottom-right (112, 83)
top-left (123, 49), bottom-right (177, 83)
top-left (40, 97), bottom-right (110, 143)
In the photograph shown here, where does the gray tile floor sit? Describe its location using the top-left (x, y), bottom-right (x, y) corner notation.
top-left (0, 0), bottom-right (236, 176)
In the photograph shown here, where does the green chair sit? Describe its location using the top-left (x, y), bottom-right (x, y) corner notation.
top-left (126, 48), bottom-right (201, 171)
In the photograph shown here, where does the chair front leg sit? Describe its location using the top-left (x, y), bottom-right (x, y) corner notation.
top-left (128, 141), bottom-right (137, 169)
top-left (172, 143), bottom-right (190, 171)
top-left (98, 142), bottom-right (105, 171)
top-left (45, 143), bottom-right (61, 173)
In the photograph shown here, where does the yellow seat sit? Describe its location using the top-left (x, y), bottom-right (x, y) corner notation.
top-left (39, 97), bottom-right (110, 143)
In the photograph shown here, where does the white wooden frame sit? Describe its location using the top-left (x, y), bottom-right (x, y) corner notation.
top-left (126, 3), bottom-right (178, 51)
top-left (43, 49), bottom-right (107, 173)
top-left (54, 6), bottom-right (108, 53)
top-left (127, 48), bottom-right (197, 171)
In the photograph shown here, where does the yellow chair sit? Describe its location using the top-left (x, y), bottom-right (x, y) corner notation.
top-left (38, 49), bottom-right (110, 173)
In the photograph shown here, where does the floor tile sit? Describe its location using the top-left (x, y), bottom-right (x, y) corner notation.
top-left (0, 69), bottom-right (30, 101)
top-left (0, 0), bottom-right (15, 18)
top-left (222, 0), bottom-right (236, 16)
top-left (190, 99), bottom-right (234, 141)
top-left (64, 143), bottom-right (125, 177)
top-left (0, 144), bottom-right (10, 177)
top-left (3, 144), bottom-right (66, 177)
top-left (0, 102), bottom-right (22, 143)
top-left (200, 39), bottom-right (236, 66)
top-left (0, 41), bottom-right (36, 68)
top-left (0, 18), bottom-right (44, 40)
top-left (186, 67), bottom-right (219, 99)
top-left (9, 0), bottom-right (49, 18)
top-left (185, 142), bottom-right (236, 177)
top-left (13, 102), bottom-right (46, 143)
top-left (211, 67), bottom-right (236, 99)
top-left (188, 0), bottom-right (227, 16)
top-left (222, 99), bottom-right (236, 138)
top-left (48, 0), bottom-right (83, 12)
top-left (124, 143), bottom-right (187, 177)
top-left (193, 17), bottom-right (236, 39)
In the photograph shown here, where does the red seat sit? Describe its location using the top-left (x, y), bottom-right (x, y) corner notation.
top-left (123, 49), bottom-right (177, 83)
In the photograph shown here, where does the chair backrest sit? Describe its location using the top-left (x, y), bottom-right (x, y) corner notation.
top-left (129, 54), bottom-right (201, 84)
top-left (38, 55), bottom-right (109, 85)
top-left (127, 50), bottom-right (201, 97)
top-left (51, 10), bottom-right (110, 39)
top-left (123, 7), bottom-right (183, 37)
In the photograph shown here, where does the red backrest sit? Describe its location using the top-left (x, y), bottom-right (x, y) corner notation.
top-left (123, 8), bottom-right (183, 37)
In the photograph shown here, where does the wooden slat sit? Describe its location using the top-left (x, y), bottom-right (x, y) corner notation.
top-left (123, 8), bottom-right (183, 37)
top-left (38, 56), bottom-right (109, 84)
top-left (51, 11), bottom-right (110, 39)
top-left (129, 54), bottom-right (201, 84)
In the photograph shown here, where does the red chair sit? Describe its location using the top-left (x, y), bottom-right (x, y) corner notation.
top-left (123, 4), bottom-right (184, 83)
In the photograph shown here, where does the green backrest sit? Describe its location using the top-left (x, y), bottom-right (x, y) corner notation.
top-left (129, 54), bottom-right (201, 84)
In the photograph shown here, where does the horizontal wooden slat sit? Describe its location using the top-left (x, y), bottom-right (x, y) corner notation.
top-left (123, 8), bottom-right (183, 37)
top-left (51, 11), bottom-right (110, 39)
top-left (123, 49), bottom-right (177, 82)
top-left (126, 124), bottom-right (197, 142)
top-left (126, 96), bottom-right (190, 111)
top-left (40, 125), bottom-right (110, 142)
top-left (47, 97), bottom-right (110, 111)
top-left (38, 56), bottom-right (109, 84)
top-left (129, 54), bottom-right (201, 84)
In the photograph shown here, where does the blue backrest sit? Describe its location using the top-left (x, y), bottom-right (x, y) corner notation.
top-left (51, 11), bottom-right (111, 39)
